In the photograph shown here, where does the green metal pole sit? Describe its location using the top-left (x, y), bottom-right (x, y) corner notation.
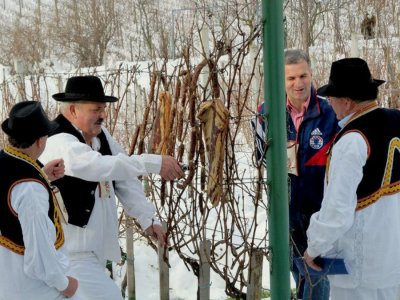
top-left (261, 0), bottom-right (291, 299)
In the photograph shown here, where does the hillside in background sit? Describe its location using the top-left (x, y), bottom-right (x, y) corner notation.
top-left (0, 1), bottom-right (398, 109)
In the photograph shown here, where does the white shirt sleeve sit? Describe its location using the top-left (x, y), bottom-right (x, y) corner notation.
top-left (39, 126), bottom-right (162, 181)
top-left (103, 128), bottom-right (160, 230)
top-left (114, 178), bottom-right (158, 230)
top-left (39, 126), bottom-right (163, 232)
top-left (306, 132), bottom-right (368, 258)
top-left (11, 182), bottom-right (69, 292)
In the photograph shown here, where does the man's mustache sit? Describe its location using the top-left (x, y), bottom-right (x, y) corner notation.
top-left (95, 118), bottom-right (104, 125)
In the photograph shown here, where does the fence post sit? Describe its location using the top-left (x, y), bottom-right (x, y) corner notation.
top-left (158, 221), bottom-right (169, 300)
top-left (199, 240), bottom-right (211, 300)
top-left (126, 217), bottom-right (136, 300)
top-left (200, 25), bottom-right (211, 99)
top-left (351, 33), bottom-right (360, 57)
top-left (14, 59), bottom-right (25, 101)
top-left (247, 249), bottom-right (263, 300)
top-left (57, 75), bottom-right (63, 93)
top-left (249, 41), bottom-right (261, 107)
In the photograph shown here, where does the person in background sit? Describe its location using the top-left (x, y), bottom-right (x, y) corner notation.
top-left (39, 75), bottom-right (184, 300)
top-left (304, 58), bottom-right (400, 300)
top-left (0, 101), bottom-right (79, 300)
top-left (252, 49), bottom-right (338, 299)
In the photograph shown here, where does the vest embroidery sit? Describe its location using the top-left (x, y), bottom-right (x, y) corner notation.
top-left (0, 146), bottom-right (64, 254)
top-left (327, 103), bottom-right (400, 211)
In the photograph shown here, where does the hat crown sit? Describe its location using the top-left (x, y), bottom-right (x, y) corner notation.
top-left (52, 75), bottom-right (118, 103)
top-left (318, 57), bottom-right (384, 100)
top-left (65, 76), bottom-right (106, 99)
top-left (1, 101), bottom-right (58, 143)
top-left (330, 58), bottom-right (374, 86)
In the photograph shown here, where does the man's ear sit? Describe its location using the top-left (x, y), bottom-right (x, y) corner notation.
top-left (69, 104), bottom-right (78, 118)
top-left (344, 97), bottom-right (356, 111)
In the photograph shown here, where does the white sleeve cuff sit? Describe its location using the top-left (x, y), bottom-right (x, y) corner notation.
top-left (139, 217), bottom-right (161, 231)
top-left (306, 247), bottom-right (320, 259)
top-left (53, 275), bottom-right (69, 292)
top-left (137, 154), bottom-right (162, 174)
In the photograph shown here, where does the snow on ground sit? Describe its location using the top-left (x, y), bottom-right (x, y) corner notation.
top-left (118, 238), bottom-right (280, 300)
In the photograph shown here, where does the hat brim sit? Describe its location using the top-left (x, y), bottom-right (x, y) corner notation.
top-left (47, 121), bottom-right (59, 135)
top-left (52, 93), bottom-right (118, 103)
top-left (318, 78), bottom-right (385, 97)
top-left (1, 119), bottom-right (12, 136)
top-left (1, 118), bottom-right (58, 140)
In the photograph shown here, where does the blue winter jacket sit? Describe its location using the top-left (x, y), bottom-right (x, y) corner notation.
top-left (254, 88), bottom-right (338, 255)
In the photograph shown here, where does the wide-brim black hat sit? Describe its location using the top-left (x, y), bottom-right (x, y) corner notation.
top-left (318, 57), bottom-right (385, 101)
top-left (2, 101), bottom-right (58, 143)
top-left (52, 75), bottom-right (118, 103)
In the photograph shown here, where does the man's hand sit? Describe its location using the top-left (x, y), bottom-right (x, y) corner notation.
top-left (159, 156), bottom-right (184, 181)
top-left (304, 250), bottom-right (322, 272)
top-left (145, 224), bottom-right (168, 248)
top-left (42, 159), bottom-right (65, 181)
top-left (61, 276), bottom-right (78, 298)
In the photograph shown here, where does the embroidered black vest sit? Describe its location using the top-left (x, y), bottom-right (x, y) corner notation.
top-left (0, 147), bottom-right (64, 254)
top-left (331, 107), bottom-right (400, 210)
top-left (50, 114), bottom-right (113, 227)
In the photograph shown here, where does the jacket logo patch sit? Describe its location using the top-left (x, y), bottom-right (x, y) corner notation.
top-left (311, 128), bottom-right (322, 136)
top-left (310, 128), bottom-right (324, 149)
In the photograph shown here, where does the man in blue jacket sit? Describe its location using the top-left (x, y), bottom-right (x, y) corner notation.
top-left (252, 49), bottom-right (338, 299)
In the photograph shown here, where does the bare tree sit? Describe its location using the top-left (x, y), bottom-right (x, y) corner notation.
top-left (49, 0), bottom-right (121, 67)
top-left (285, 0), bottom-right (348, 52)
top-left (0, 14), bottom-right (45, 70)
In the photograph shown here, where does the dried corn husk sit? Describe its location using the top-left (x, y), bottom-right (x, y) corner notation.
top-left (152, 91), bottom-right (172, 154)
top-left (196, 99), bottom-right (229, 206)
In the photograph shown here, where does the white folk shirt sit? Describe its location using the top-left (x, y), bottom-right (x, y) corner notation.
top-left (0, 182), bottom-right (70, 300)
top-left (306, 130), bottom-right (400, 289)
top-left (39, 126), bottom-right (162, 263)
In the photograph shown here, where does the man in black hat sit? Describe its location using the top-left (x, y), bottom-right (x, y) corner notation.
top-left (0, 101), bottom-right (80, 299)
top-left (304, 58), bottom-right (400, 299)
top-left (39, 76), bottom-right (184, 300)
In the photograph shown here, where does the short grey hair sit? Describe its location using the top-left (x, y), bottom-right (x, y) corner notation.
top-left (59, 102), bottom-right (73, 114)
top-left (284, 49), bottom-right (311, 66)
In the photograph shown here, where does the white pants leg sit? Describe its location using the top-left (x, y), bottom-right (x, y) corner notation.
top-left (331, 285), bottom-right (399, 300)
top-left (68, 253), bottom-right (122, 300)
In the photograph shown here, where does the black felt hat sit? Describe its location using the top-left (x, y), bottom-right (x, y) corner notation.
top-left (52, 75), bottom-right (118, 102)
top-left (318, 57), bottom-right (385, 101)
top-left (1, 101), bottom-right (58, 143)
